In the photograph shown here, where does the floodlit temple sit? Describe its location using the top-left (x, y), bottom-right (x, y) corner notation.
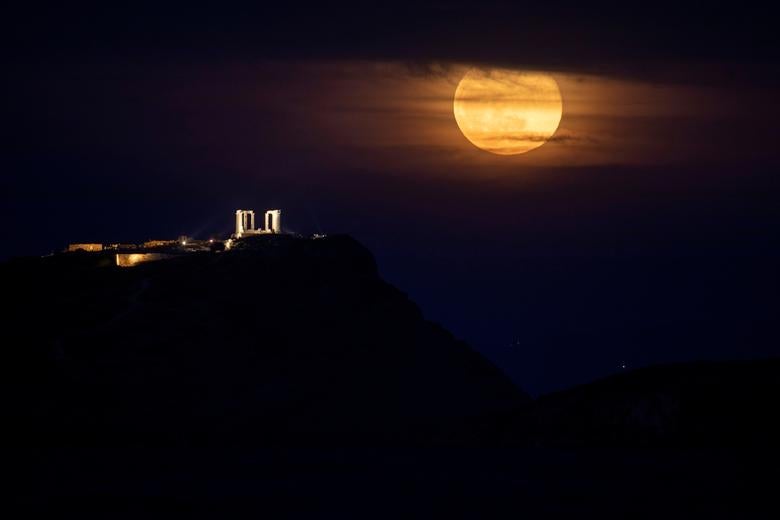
top-left (234, 209), bottom-right (281, 238)
top-left (63, 208), bottom-right (286, 267)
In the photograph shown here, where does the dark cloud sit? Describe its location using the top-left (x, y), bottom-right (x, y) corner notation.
top-left (4, 2), bottom-right (778, 84)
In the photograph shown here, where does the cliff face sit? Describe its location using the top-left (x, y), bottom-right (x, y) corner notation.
top-left (6, 234), bottom-right (528, 446)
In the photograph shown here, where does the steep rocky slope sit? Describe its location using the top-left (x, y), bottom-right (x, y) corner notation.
top-left (6, 234), bottom-right (528, 446)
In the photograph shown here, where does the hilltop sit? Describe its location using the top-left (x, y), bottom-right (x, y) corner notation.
top-left (6, 234), bottom-right (780, 517)
top-left (6, 234), bottom-right (528, 447)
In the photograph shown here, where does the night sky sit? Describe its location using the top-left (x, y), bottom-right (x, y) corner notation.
top-left (3, 2), bottom-right (779, 394)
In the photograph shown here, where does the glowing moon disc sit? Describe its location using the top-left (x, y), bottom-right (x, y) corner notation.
top-left (453, 69), bottom-right (563, 155)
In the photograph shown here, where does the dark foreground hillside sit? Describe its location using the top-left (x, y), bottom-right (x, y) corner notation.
top-left (534, 359), bottom-right (780, 448)
top-left (5, 235), bottom-right (779, 518)
top-left (6, 234), bottom-right (527, 447)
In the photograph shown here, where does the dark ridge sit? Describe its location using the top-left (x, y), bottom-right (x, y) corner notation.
top-left (6, 234), bottom-right (529, 448)
top-left (7, 235), bottom-right (780, 517)
top-left (532, 359), bottom-right (780, 447)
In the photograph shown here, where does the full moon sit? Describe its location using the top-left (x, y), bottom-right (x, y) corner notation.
top-left (453, 69), bottom-right (563, 155)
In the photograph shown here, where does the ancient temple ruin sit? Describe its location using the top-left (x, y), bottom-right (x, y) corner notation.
top-left (234, 209), bottom-right (281, 238)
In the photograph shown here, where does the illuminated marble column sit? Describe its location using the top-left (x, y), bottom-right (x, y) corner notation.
top-left (265, 210), bottom-right (281, 233)
top-left (235, 210), bottom-right (243, 237)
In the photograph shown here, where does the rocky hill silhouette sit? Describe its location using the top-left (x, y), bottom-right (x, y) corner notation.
top-left (7, 235), bottom-right (780, 517)
top-left (6, 234), bottom-right (528, 447)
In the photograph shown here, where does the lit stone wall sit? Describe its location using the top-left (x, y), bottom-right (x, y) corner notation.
top-left (143, 240), bottom-right (175, 248)
top-left (115, 253), bottom-right (174, 267)
top-left (67, 243), bottom-right (103, 252)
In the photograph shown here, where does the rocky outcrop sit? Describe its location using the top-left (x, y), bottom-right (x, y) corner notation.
top-left (5, 234), bottom-right (528, 447)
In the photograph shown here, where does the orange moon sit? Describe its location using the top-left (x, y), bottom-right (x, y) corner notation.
top-left (453, 69), bottom-right (563, 155)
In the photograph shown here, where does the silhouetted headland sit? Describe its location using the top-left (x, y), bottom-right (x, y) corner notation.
top-left (6, 234), bottom-right (779, 517)
top-left (8, 234), bottom-right (528, 447)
